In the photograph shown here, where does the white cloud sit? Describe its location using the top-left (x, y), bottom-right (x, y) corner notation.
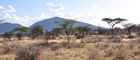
top-left (5, 13), bottom-right (50, 27)
top-left (47, 3), bottom-right (64, 11)
top-left (1, 0), bottom-right (140, 28)
top-left (46, 3), bottom-right (65, 17)
top-left (0, 5), bottom-right (16, 13)
top-left (0, 6), bottom-right (7, 13)
top-left (46, 3), bottom-right (104, 27)
top-left (0, 5), bottom-right (51, 27)
top-left (0, 5), bottom-right (3, 8)
top-left (8, 5), bottom-right (16, 12)
top-left (40, 12), bottom-right (50, 19)
top-left (12, 15), bottom-right (33, 26)
top-left (62, 0), bottom-right (140, 28)
top-left (3, 13), bottom-right (12, 20)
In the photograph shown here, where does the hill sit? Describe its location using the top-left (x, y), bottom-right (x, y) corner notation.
top-left (0, 23), bottom-right (23, 33)
top-left (31, 17), bottom-right (101, 31)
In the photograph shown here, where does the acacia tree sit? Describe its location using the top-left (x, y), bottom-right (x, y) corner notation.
top-left (102, 18), bottom-right (127, 35)
top-left (123, 23), bottom-right (136, 36)
top-left (75, 26), bottom-right (92, 34)
top-left (113, 27), bottom-right (122, 34)
top-left (13, 27), bottom-right (28, 40)
top-left (137, 24), bottom-right (140, 34)
top-left (2, 31), bottom-right (14, 40)
top-left (74, 26), bottom-right (92, 39)
top-left (30, 25), bottom-right (44, 39)
top-left (55, 20), bottom-right (76, 42)
top-left (52, 27), bottom-right (63, 37)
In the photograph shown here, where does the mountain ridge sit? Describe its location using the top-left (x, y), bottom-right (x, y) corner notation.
top-left (30, 17), bottom-right (102, 31)
top-left (0, 22), bottom-right (24, 33)
top-left (0, 17), bottom-right (105, 33)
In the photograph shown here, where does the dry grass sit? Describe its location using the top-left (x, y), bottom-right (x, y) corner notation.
top-left (0, 35), bottom-right (140, 60)
top-left (15, 47), bottom-right (40, 60)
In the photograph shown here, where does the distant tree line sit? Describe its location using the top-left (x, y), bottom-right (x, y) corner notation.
top-left (1, 18), bottom-right (140, 42)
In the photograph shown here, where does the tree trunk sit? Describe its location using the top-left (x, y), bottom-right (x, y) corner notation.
top-left (111, 29), bottom-right (114, 35)
top-left (67, 35), bottom-right (70, 43)
top-left (111, 26), bottom-right (114, 35)
top-left (8, 37), bottom-right (11, 41)
top-left (128, 30), bottom-right (131, 36)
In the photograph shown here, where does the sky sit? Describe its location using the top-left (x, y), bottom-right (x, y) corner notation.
top-left (0, 0), bottom-right (140, 28)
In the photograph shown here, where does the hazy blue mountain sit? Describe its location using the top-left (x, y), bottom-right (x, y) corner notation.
top-left (0, 17), bottom-right (106, 33)
top-left (31, 17), bottom-right (102, 31)
top-left (0, 22), bottom-right (24, 33)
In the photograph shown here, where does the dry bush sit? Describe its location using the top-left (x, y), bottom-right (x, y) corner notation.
top-left (0, 47), bottom-right (11, 54)
top-left (64, 43), bottom-right (85, 48)
top-left (86, 39), bottom-right (102, 43)
top-left (0, 44), bottom-right (21, 54)
top-left (134, 40), bottom-right (140, 43)
top-left (75, 34), bottom-right (85, 39)
top-left (128, 43), bottom-right (135, 49)
top-left (111, 44), bottom-right (124, 50)
top-left (111, 37), bottom-right (121, 43)
top-left (127, 35), bottom-right (135, 38)
top-left (113, 52), bottom-right (127, 60)
top-left (138, 44), bottom-right (140, 49)
top-left (88, 51), bottom-right (98, 60)
top-left (104, 50), bottom-right (113, 57)
top-left (87, 50), bottom-right (104, 60)
top-left (49, 43), bottom-right (61, 51)
top-left (113, 54), bottom-right (127, 60)
top-left (49, 42), bottom-right (85, 51)
top-left (86, 36), bottom-right (103, 43)
top-left (112, 48), bottom-right (129, 60)
top-left (94, 43), bottom-right (110, 50)
top-left (15, 47), bottom-right (40, 60)
top-left (133, 51), bottom-right (140, 56)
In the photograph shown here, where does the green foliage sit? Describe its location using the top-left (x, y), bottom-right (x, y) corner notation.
top-left (55, 20), bottom-right (76, 42)
top-left (14, 27), bottom-right (28, 32)
top-left (2, 31), bottom-right (14, 40)
top-left (75, 26), bottom-right (92, 34)
top-left (123, 23), bottom-right (137, 36)
top-left (74, 26), bottom-right (92, 39)
top-left (123, 23), bottom-right (136, 30)
top-left (102, 18), bottom-right (127, 35)
top-left (114, 27), bottom-right (121, 30)
top-left (13, 27), bottom-right (28, 40)
top-left (30, 25), bottom-right (44, 39)
top-left (52, 27), bottom-right (63, 37)
top-left (102, 18), bottom-right (127, 29)
top-left (61, 20), bottom-right (76, 36)
top-left (16, 32), bottom-right (23, 40)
